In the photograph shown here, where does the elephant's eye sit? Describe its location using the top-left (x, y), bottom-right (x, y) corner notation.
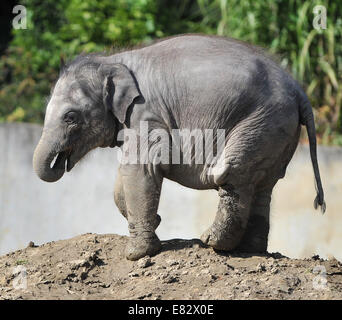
top-left (64, 111), bottom-right (79, 124)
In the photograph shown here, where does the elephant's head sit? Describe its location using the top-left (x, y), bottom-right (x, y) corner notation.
top-left (33, 57), bottom-right (140, 182)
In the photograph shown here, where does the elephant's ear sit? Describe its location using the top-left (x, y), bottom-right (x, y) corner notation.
top-left (99, 63), bottom-right (140, 124)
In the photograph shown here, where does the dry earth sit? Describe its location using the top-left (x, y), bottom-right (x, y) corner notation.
top-left (0, 233), bottom-right (341, 300)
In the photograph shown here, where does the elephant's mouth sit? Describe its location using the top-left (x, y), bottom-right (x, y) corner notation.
top-left (51, 149), bottom-right (75, 173)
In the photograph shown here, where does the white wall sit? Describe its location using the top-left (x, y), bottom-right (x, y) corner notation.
top-left (0, 123), bottom-right (341, 261)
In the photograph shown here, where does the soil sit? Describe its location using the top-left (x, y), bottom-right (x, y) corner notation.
top-left (0, 233), bottom-right (341, 300)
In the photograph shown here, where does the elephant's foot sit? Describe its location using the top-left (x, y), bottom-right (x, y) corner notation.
top-left (125, 232), bottom-right (162, 260)
top-left (126, 214), bottom-right (162, 260)
top-left (200, 223), bottom-right (239, 251)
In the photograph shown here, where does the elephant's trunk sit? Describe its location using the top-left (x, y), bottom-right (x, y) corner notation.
top-left (33, 134), bottom-right (66, 182)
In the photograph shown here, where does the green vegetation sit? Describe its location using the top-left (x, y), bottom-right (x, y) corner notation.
top-left (0, 0), bottom-right (341, 144)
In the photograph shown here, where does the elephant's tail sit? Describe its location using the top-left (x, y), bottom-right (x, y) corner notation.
top-left (299, 94), bottom-right (326, 214)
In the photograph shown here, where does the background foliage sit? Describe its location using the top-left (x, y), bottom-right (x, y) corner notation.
top-left (0, 0), bottom-right (341, 144)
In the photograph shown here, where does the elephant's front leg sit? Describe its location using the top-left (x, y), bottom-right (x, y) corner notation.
top-left (114, 169), bottom-right (161, 228)
top-left (120, 164), bottom-right (162, 260)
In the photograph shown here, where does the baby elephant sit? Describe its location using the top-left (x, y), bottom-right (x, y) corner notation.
top-left (33, 35), bottom-right (325, 260)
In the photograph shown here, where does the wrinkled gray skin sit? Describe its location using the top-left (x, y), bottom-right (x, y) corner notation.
top-left (33, 35), bottom-right (326, 260)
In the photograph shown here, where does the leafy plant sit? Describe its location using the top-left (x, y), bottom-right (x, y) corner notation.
top-left (0, 0), bottom-right (160, 122)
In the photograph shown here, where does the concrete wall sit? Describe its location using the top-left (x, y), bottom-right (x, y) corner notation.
top-left (0, 123), bottom-right (341, 261)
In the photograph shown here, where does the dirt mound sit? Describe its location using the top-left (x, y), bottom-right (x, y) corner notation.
top-left (0, 233), bottom-right (341, 300)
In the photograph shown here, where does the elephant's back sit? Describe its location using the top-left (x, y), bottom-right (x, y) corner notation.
top-left (142, 34), bottom-right (298, 102)
top-left (140, 34), bottom-right (267, 58)
top-left (138, 34), bottom-right (281, 74)
top-left (134, 35), bottom-right (301, 132)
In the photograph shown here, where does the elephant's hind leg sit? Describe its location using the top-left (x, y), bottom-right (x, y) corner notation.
top-left (201, 184), bottom-right (253, 251)
top-left (235, 188), bottom-right (272, 253)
